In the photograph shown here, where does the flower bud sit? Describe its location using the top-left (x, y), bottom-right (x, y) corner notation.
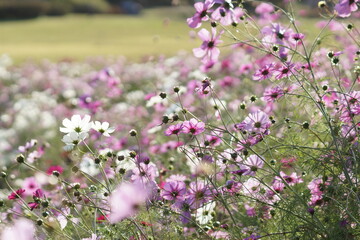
top-left (129, 129), bottom-right (137, 137)
top-left (16, 154), bottom-right (25, 163)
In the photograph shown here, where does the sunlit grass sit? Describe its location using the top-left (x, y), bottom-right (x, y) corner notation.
top-left (0, 7), bottom-right (197, 63)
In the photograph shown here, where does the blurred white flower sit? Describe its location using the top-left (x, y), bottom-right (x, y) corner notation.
top-left (194, 201), bottom-right (216, 225)
top-left (61, 132), bottom-right (88, 151)
top-left (60, 114), bottom-right (92, 134)
top-left (92, 121), bottom-right (115, 137)
top-left (1, 218), bottom-right (35, 240)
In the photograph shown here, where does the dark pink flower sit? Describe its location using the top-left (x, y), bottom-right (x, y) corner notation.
top-left (253, 64), bottom-right (275, 81)
top-left (46, 165), bottom-right (64, 175)
top-left (8, 188), bottom-right (25, 200)
top-left (182, 118), bottom-right (205, 135)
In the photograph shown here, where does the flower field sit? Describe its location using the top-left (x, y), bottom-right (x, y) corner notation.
top-left (0, 1), bottom-right (360, 239)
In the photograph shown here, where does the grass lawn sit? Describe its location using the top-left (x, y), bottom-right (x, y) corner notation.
top-left (0, 7), bottom-right (198, 63)
top-left (0, 6), bottom-right (356, 64)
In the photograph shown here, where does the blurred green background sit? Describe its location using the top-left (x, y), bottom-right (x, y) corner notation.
top-left (0, 0), bottom-right (355, 64)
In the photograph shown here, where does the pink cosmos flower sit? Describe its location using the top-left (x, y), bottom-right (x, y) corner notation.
top-left (335, 0), bottom-right (359, 18)
top-left (28, 189), bottom-right (45, 210)
top-left (22, 177), bottom-right (40, 196)
top-left (164, 123), bottom-right (184, 136)
top-left (46, 165), bottom-right (64, 175)
top-left (161, 180), bottom-right (187, 201)
top-left (131, 162), bottom-right (159, 184)
top-left (18, 139), bottom-right (37, 153)
top-left (236, 110), bottom-right (271, 134)
top-left (244, 155), bottom-right (265, 175)
top-left (275, 171), bottom-right (303, 186)
top-left (187, 181), bottom-right (212, 209)
top-left (255, 3), bottom-right (274, 15)
top-left (263, 86), bottom-right (285, 102)
top-left (187, 0), bottom-right (214, 28)
top-left (193, 28), bottom-right (223, 65)
top-left (8, 188), bottom-right (25, 200)
top-left (274, 63), bottom-right (295, 80)
top-left (253, 64), bottom-right (275, 81)
top-left (109, 182), bottom-right (150, 223)
top-left (182, 118), bottom-right (205, 135)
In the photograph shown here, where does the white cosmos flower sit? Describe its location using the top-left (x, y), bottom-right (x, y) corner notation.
top-left (60, 114), bottom-right (92, 134)
top-left (116, 150), bottom-right (136, 172)
top-left (194, 201), bottom-right (216, 225)
top-left (92, 121), bottom-right (115, 137)
top-left (62, 132), bottom-right (88, 151)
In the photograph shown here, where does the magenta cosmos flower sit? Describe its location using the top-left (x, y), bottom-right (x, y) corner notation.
top-left (109, 182), bottom-right (150, 223)
top-left (335, 0), bottom-right (359, 18)
top-left (263, 86), bottom-right (285, 102)
top-left (161, 180), bottom-right (187, 201)
top-left (193, 28), bottom-right (223, 65)
top-left (182, 118), bottom-right (205, 135)
top-left (187, 0), bottom-right (214, 28)
top-left (8, 188), bottom-right (25, 200)
top-left (187, 181), bottom-right (212, 209)
top-left (253, 64), bottom-right (275, 81)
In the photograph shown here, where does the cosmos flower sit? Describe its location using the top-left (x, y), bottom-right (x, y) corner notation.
top-left (253, 64), bottom-right (275, 81)
top-left (61, 132), bottom-right (88, 151)
top-left (193, 28), bottom-right (223, 65)
top-left (92, 121), bottom-right (115, 137)
top-left (8, 188), bottom-right (25, 200)
top-left (60, 114), bottom-right (92, 134)
top-left (335, 0), bottom-right (359, 18)
top-left (109, 182), bottom-right (150, 223)
top-left (164, 123), bottom-right (184, 136)
top-left (161, 180), bottom-right (187, 201)
top-left (182, 118), bottom-right (205, 135)
top-left (187, 0), bottom-right (214, 28)
top-left (194, 201), bottom-right (216, 225)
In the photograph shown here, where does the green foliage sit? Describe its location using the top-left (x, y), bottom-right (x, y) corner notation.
top-left (70, 0), bottom-right (111, 14)
top-left (0, 0), bottom-right (46, 20)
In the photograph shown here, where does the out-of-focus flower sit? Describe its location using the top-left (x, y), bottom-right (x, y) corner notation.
top-left (109, 182), bottom-right (150, 223)
top-left (8, 188), bottom-right (25, 200)
top-left (61, 132), bottom-right (88, 151)
top-left (1, 218), bottom-right (35, 240)
top-left (335, 0), bottom-right (359, 18)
